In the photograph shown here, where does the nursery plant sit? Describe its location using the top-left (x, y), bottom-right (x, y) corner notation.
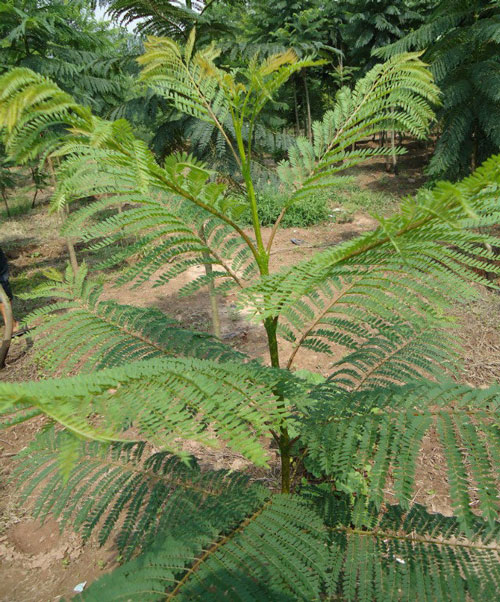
top-left (0, 32), bottom-right (500, 600)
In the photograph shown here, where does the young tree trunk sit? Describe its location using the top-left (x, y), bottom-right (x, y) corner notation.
top-left (62, 205), bottom-right (79, 274)
top-left (263, 316), bottom-right (292, 493)
top-left (30, 167), bottom-right (38, 208)
top-left (293, 77), bottom-right (300, 136)
top-left (1, 189), bottom-right (10, 217)
top-left (31, 188), bottom-right (38, 209)
top-left (200, 224), bottom-right (221, 339)
top-left (385, 128), bottom-right (398, 174)
top-left (391, 129), bottom-right (398, 175)
top-left (204, 258), bottom-right (221, 339)
top-left (472, 124), bottom-right (479, 172)
top-left (0, 283), bottom-right (13, 368)
top-left (47, 157), bottom-right (79, 273)
top-left (302, 71), bottom-right (313, 142)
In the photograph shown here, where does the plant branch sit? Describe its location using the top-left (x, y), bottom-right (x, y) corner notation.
top-left (332, 524), bottom-right (500, 552)
top-left (166, 499), bottom-right (273, 599)
top-left (182, 55), bottom-right (241, 168)
top-left (154, 171), bottom-right (261, 267)
top-left (266, 207), bottom-right (287, 253)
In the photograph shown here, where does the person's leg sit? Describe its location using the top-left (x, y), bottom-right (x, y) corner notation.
top-left (0, 301), bottom-right (7, 326)
top-left (0, 303), bottom-right (18, 331)
top-left (0, 304), bottom-right (19, 332)
top-left (0, 280), bottom-right (19, 332)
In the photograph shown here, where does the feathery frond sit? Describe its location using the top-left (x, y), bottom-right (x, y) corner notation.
top-left (0, 356), bottom-right (291, 465)
top-left (0, 67), bottom-right (81, 163)
top-left (314, 490), bottom-right (500, 601)
top-left (107, 0), bottom-right (227, 41)
top-left (80, 493), bottom-right (328, 601)
top-left (137, 31), bottom-right (318, 167)
top-left (75, 487), bottom-right (500, 600)
top-left (303, 380), bottom-right (500, 530)
top-left (21, 263), bottom-right (246, 374)
top-left (0, 67), bottom-right (259, 290)
top-left (14, 431), bottom-right (267, 561)
top-left (277, 52), bottom-right (440, 204)
top-left (242, 155), bottom-right (500, 368)
top-left (138, 33), bottom-right (228, 128)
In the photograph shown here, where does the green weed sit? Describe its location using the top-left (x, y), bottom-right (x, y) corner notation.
top-left (331, 181), bottom-right (399, 216)
top-left (239, 184), bottom-right (331, 227)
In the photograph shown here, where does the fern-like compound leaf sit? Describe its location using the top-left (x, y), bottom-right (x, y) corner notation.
top-left (21, 263), bottom-right (245, 374)
top-left (242, 155), bottom-right (500, 369)
top-left (277, 52), bottom-right (440, 206)
top-left (0, 356), bottom-right (291, 465)
top-left (0, 68), bottom-right (258, 292)
top-left (314, 490), bottom-right (500, 602)
top-left (74, 488), bottom-right (500, 600)
top-left (15, 431), bottom-right (268, 561)
top-left (302, 380), bottom-right (500, 531)
top-left (79, 494), bottom-right (329, 601)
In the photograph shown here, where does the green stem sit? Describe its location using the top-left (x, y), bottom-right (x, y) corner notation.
top-left (244, 168), bottom-right (264, 254)
top-left (279, 429), bottom-right (291, 494)
top-left (233, 117), bottom-right (266, 261)
top-left (232, 103), bottom-right (291, 493)
top-left (264, 316), bottom-right (291, 494)
top-left (264, 317), bottom-right (280, 367)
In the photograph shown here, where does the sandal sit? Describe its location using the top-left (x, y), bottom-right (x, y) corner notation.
top-left (11, 327), bottom-right (30, 338)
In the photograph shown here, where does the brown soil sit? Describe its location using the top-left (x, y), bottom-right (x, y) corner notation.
top-left (1, 158), bottom-right (499, 601)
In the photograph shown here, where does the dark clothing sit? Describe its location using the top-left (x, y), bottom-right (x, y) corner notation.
top-left (0, 247), bottom-right (13, 300)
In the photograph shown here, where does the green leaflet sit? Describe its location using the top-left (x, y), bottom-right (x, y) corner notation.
top-left (0, 356), bottom-right (290, 465)
top-left (80, 494), bottom-right (329, 601)
top-left (302, 380), bottom-right (500, 530)
top-left (75, 488), bottom-right (500, 601)
top-left (21, 263), bottom-right (246, 374)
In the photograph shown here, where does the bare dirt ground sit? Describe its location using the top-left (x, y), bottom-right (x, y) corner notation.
top-left (1, 153), bottom-right (499, 601)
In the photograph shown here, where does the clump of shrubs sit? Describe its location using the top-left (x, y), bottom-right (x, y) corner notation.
top-left (239, 183), bottom-right (331, 227)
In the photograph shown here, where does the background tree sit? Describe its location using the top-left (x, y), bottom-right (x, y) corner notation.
top-left (243, 0), bottom-right (342, 139)
top-left (0, 156), bottom-right (16, 217)
top-left (0, 0), bottom-right (136, 117)
top-left (341, 0), bottom-right (435, 71)
top-left (377, 0), bottom-right (500, 180)
top-left (97, 0), bottom-right (448, 167)
top-left (103, 0), bottom-right (234, 44)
